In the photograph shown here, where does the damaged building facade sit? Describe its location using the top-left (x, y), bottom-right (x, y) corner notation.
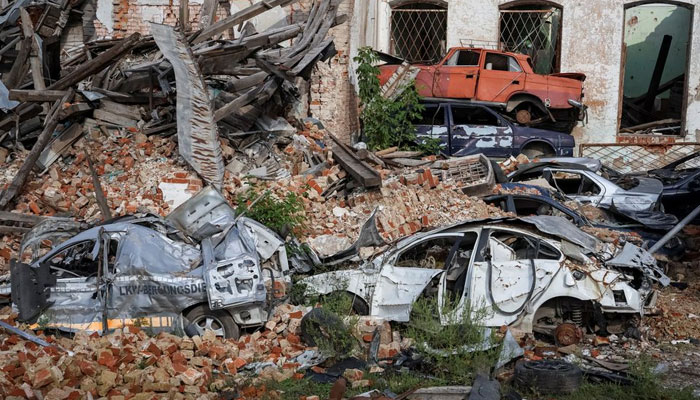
top-left (350, 0), bottom-right (700, 145)
top-left (86, 0), bottom-right (700, 156)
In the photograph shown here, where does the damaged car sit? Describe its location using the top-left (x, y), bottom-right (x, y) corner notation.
top-left (507, 161), bottom-right (665, 213)
top-left (6, 188), bottom-right (291, 339)
top-left (302, 216), bottom-right (668, 339)
top-left (483, 192), bottom-right (684, 258)
top-left (414, 101), bottom-right (575, 159)
top-left (378, 47), bottom-right (586, 131)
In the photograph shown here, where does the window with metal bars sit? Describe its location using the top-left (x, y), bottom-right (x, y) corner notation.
top-left (498, 5), bottom-right (562, 74)
top-left (390, 3), bottom-right (447, 64)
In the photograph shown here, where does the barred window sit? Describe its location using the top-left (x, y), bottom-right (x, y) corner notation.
top-left (499, 4), bottom-right (562, 74)
top-left (390, 3), bottom-right (447, 64)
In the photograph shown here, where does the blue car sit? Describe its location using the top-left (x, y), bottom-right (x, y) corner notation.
top-left (414, 101), bottom-right (575, 159)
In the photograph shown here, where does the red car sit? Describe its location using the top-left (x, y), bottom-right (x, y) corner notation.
top-left (378, 48), bottom-right (586, 131)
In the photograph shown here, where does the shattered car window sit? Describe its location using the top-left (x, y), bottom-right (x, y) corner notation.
top-left (396, 234), bottom-right (476, 269)
top-left (484, 53), bottom-right (521, 72)
top-left (452, 106), bottom-right (499, 126)
top-left (414, 105), bottom-right (445, 125)
top-left (549, 171), bottom-right (601, 195)
top-left (489, 230), bottom-right (561, 261)
top-left (511, 198), bottom-right (573, 221)
top-left (46, 240), bottom-right (98, 278)
top-left (446, 50), bottom-right (480, 66)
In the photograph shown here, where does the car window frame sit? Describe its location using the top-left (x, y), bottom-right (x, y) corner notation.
top-left (485, 227), bottom-right (563, 263)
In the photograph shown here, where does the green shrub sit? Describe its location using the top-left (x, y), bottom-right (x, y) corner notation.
top-left (402, 297), bottom-right (500, 382)
top-left (354, 47), bottom-right (441, 154)
top-left (235, 188), bottom-right (306, 236)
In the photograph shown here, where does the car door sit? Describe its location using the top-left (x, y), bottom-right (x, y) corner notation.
top-left (449, 105), bottom-right (514, 157)
top-left (414, 103), bottom-right (449, 155)
top-left (370, 233), bottom-right (465, 321)
top-left (29, 236), bottom-right (106, 332)
top-left (433, 49), bottom-right (481, 98)
top-left (475, 52), bottom-right (526, 103)
top-left (543, 168), bottom-right (606, 206)
top-left (467, 228), bottom-right (563, 327)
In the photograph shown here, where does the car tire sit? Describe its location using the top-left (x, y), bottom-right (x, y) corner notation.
top-left (184, 304), bottom-right (240, 339)
top-left (521, 143), bottom-right (555, 159)
top-left (513, 359), bottom-right (582, 394)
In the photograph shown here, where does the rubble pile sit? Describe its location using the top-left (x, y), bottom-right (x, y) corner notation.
top-left (0, 303), bottom-right (420, 399)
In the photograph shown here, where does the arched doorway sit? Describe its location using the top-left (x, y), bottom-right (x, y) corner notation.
top-left (620, 2), bottom-right (693, 135)
top-left (390, 2), bottom-right (447, 64)
top-left (498, 1), bottom-right (562, 74)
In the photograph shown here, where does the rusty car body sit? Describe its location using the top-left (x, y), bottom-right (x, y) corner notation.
top-left (302, 216), bottom-right (667, 337)
top-left (378, 47), bottom-right (586, 130)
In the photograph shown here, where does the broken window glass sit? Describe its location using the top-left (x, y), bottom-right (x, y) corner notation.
top-left (484, 53), bottom-right (521, 72)
top-left (548, 171), bottom-right (601, 196)
top-left (45, 240), bottom-right (99, 278)
top-left (446, 50), bottom-right (480, 66)
top-left (489, 230), bottom-right (560, 261)
top-left (444, 232), bottom-right (478, 299)
top-left (415, 105), bottom-right (445, 125)
top-left (452, 106), bottom-right (500, 126)
top-left (511, 198), bottom-right (573, 221)
top-left (395, 234), bottom-right (476, 270)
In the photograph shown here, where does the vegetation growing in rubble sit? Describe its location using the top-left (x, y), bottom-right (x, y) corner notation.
top-left (557, 356), bottom-right (695, 400)
top-left (401, 296), bottom-right (501, 383)
top-left (354, 47), bottom-right (442, 154)
top-left (235, 187), bottom-right (306, 236)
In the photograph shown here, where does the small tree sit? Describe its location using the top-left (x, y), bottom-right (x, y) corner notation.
top-left (354, 47), bottom-right (440, 153)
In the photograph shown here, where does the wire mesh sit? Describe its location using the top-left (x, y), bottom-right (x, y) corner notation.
top-left (390, 6), bottom-right (447, 64)
top-left (499, 8), bottom-right (561, 74)
top-left (579, 143), bottom-right (700, 173)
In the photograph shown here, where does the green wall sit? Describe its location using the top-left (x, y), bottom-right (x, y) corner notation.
top-left (623, 4), bottom-right (691, 99)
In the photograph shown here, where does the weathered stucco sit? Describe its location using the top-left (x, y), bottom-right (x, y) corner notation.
top-left (350, 0), bottom-right (700, 145)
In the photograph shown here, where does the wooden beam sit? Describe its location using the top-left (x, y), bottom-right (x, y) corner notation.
top-left (198, 0), bottom-right (218, 28)
top-left (0, 91), bottom-right (74, 209)
top-left (9, 89), bottom-right (71, 102)
top-left (328, 134), bottom-right (382, 188)
top-left (191, 0), bottom-right (298, 44)
top-left (85, 151), bottom-right (112, 220)
top-left (4, 37), bottom-right (31, 89)
top-left (20, 8), bottom-right (46, 90)
top-left (48, 32), bottom-right (141, 90)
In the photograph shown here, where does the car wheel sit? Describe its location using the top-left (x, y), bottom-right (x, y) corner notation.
top-left (521, 143), bottom-right (555, 159)
top-left (514, 359), bottom-right (582, 394)
top-left (184, 304), bottom-right (240, 339)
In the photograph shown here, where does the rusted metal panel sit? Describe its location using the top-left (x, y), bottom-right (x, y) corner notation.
top-left (151, 23), bottom-right (224, 189)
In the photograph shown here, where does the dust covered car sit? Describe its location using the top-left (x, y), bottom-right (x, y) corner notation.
top-left (7, 188), bottom-right (291, 339)
top-left (302, 216), bottom-right (668, 338)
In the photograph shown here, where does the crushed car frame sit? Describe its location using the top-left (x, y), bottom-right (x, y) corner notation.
top-left (302, 216), bottom-right (668, 337)
top-left (7, 188), bottom-right (291, 339)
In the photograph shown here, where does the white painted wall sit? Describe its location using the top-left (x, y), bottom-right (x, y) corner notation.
top-left (348, 0), bottom-right (700, 144)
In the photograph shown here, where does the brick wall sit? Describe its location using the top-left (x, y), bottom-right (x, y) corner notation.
top-left (94, 0), bottom-right (358, 142)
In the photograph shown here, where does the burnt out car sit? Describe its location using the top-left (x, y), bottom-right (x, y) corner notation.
top-left (302, 216), bottom-right (668, 338)
top-left (415, 102), bottom-right (574, 159)
top-left (7, 188), bottom-right (291, 339)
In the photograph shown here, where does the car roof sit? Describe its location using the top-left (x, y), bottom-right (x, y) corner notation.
top-left (451, 47), bottom-right (528, 60)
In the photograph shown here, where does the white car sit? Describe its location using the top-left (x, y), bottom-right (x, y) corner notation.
top-left (302, 216), bottom-right (667, 338)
